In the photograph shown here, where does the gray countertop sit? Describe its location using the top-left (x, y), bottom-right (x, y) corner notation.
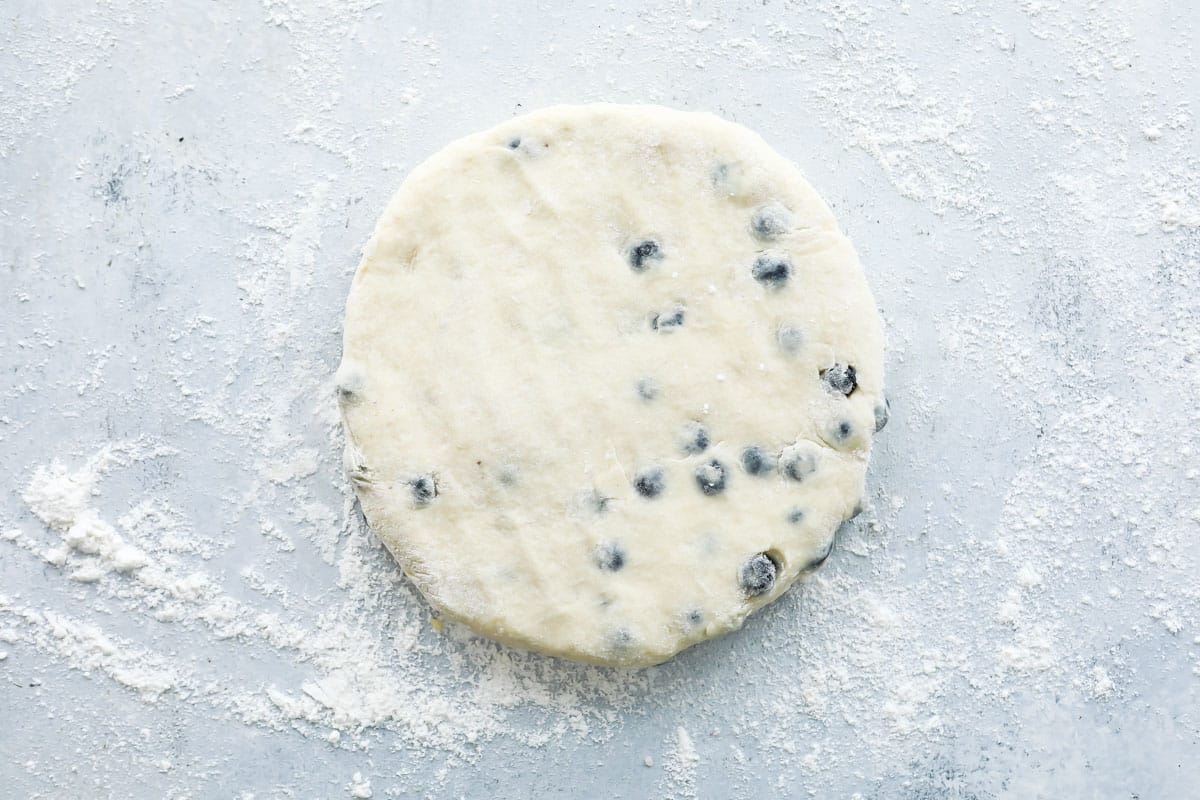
top-left (2, 1), bottom-right (1199, 798)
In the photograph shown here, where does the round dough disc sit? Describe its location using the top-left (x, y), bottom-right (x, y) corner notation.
top-left (338, 104), bottom-right (886, 666)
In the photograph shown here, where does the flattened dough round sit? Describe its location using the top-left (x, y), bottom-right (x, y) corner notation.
top-left (338, 104), bottom-right (886, 666)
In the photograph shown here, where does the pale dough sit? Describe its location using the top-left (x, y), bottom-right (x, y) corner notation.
top-left (337, 104), bottom-right (886, 666)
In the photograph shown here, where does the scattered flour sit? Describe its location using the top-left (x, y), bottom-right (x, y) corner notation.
top-left (2, 1), bottom-right (1198, 798)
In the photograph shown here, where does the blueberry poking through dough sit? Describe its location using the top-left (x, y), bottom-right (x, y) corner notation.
top-left (686, 609), bottom-right (704, 627)
top-left (652, 305), bottom-right (686, 332)
top-left (634, 466), bottom-right (666, 498)
top-left (751, 202), bottom-right (792, 240)
top-left (804, 538), bottom-right (835, 571)
top-left (776, 324), bottom-right (804, 354)
top-left (636, 378), bottom-right (659, 401)
top-left (779, 445), bottom-right (817, 482)
top-left (628, 240), bottom-right (663, 272)
top-left (507, 138), bottom-right (521, 149)
top-left (410, 474), bottom-right (437, 506)
top-left (739, 552), bottom-right (779, 597)
top-left (741, 446), bottom-right (774, 476)
top-left (821, 363), bottom-right (857, 396)
top-left (874, 397), bottom-right (890, 432)
top-left (595, 542), bottom-right (626, 571)
top-left (751, 253), bottom-right (792, 289)
top-left (787, 508), bottom-right (805, 525)
top-left (694, 459), bottom-right (728, 495)
top-left (678, 421), bottom-right (710, 454)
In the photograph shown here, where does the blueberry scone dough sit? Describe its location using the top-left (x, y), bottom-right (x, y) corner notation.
top-left (338, 104), bottom-right (886, 667)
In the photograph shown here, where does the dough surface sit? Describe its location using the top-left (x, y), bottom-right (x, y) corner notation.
top-left (338, 104), bottom-right (886, 666)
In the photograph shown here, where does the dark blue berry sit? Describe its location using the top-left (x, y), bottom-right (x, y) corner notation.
top-left (652, 305), bottom-right (685, 332)
top-left (787, 508), bottom-right (805, 525)
top-left (741, 446), bottom-right (774, 476)
top-left (679, 421), bottom-right (710, 454)
top-left (595, 542), bottom-right (626, 571)
top-left (739, 552), bottom-right (779, 596)
top-left (694, 459), bottom-right (727, 495)
top-left (874, 397), bottom-right (890, 432)
top-left (686, 609), bottom-right (704, 627)
top-left (507, 137), bottom-right (522, 149)
top-left (410, 475), bottom-right (436, 506)
top-left (636, 378), bottom-right (659, 401)
top-left (751, 254), bottom-right (792, 289)
top-left (751, 203), bottom-right (791, 240)
top-left (821, 363), bottom-right (857, 396)
top-left (780, 447), bottom-right (817, 482)
top-left (629, 240), bottom-right (662, 272)
top-left (634, 466), bottom-right (665, 498)
top-left (831, 419), bottom-right (854, 444)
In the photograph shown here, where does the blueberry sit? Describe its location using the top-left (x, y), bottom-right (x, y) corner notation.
top-left (588, 489), bottom-right (612, 515)
top-left (751, 254), bottom-right (792, 289)
top-left (628, 240), bottom-right (662, 272)
top-left (741, 445), bottom-right (774, 476)
top-left (636, 378), bottom-right (659, 401)
top-left (634, 466), bottom-right (665, 498)
top-left (779, 445), bottom-right (817, 482)
top-left (678, 421), bottom-right (710, 454)
top-left (507, 137), bottom-right (522, 149)
top-left (410, 474), bottom-right (436, 506)
top-left (694, 459), bottom-right (728, 495)
top-left (751, 202), bottom-right (792, 240)
top-left (609, 628), bottom-right (635, 650)
top-left (739, 552), bottom-right (779, 596)
top-left (804, 539), bottom-right (834, 571)
top-left (821, 363), bottom-right (857, 396)
top-left (874, 397), bottom-right (890, 432)
top-left (787, 508), bottom-right (805, 525)
top-left (652, 305), bottom-right (685, 332)
top-left (776, 324), bottom-right (804, 354)
top-left (686, 609), bottom-right (704, 627)
top-left (830, 419), bottom-right (855, 445)
top-left (595, 542), bottom-right (626, 571)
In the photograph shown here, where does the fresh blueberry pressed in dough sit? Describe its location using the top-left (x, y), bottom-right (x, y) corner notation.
top-left (804, 539), bottom-right (834, 571)
top-left (776, 324), bottom-right (804, 354)
top-left (780, 446), bottom-right (817, 482)
top-left (594, 541), bottom-right (627, 571)
top-left (587, 489), bottom-right (612, 515)
top-left (821, 362), bottom-right (857, 396)
top-left (739, 552), bottom-right (779, 597)
top-left (636, 378), bottom-right (659, 401)
top-left (740, 445), bottom-right (774, 476)
top-left (652, 305), bottom-right (686, 331)
top-left (634, 466), bottom-right (666, 498)
top-left (827, 419), bottom-right (855, 447)
top-left (628, 239), bottom-right (663, 272)
top-left (694, 459), bottom-right (728, 495)
top-left (750, 202), bottom-right (792, 240)
top-left (787, 508), bottom-right (805, 525)
top-left (874, 396), bottom-right (891, 432)
top-left (751, 253), bottom-right (792, 289)
top-left (678, 421), bottom-right (710, 454)
top-left (507, 137), bottom-right (522, 149)
top-left (410, 475), bottom-right (437, 506)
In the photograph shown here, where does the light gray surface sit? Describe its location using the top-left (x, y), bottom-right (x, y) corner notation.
top-left (3, 2), bottom-right (1199, 798)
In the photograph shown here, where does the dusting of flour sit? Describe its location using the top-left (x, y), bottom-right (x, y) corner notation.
top-left (2, 0), bottom-right (1198, 797)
